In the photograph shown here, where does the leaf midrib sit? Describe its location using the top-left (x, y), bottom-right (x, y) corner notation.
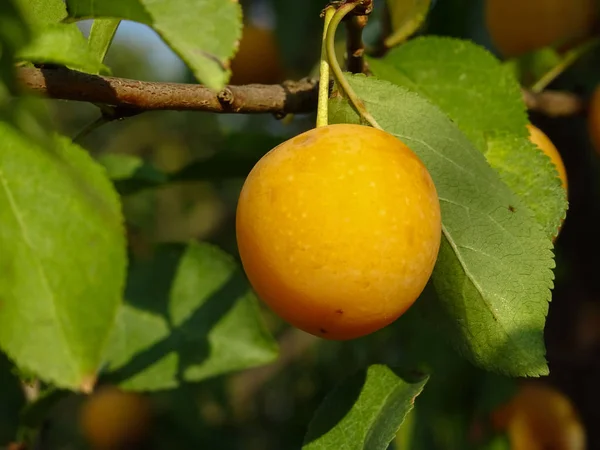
top-left (363, 376), bottom-right (423, 449)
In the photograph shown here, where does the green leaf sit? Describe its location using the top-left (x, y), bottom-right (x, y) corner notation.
top-left (303, 364), bottom-right (428, 450)
top-left (88, 19), bottom-right (121, 66)
top-left (329, 74), bottom-right (554, 376)
top-left (367, 36), bottom-right (567, 238)
top-left (103, 242), bottom-right (278, 391)
top-left (13, 0), bottom-right (106, 74)
top-left (0, 125), bottom-right (126, 391)
top-left (97, 153), bottom-right (167, 195)
top-left (98, 153), bottom-right (151, 181)
top-left (0, 353), bottom-right (25, 445)
top-left (0, 0), bottom-right (30, 95)
top-left (13, 0), bottom-right (67, 26)
top-left (484, 134), bottom-right (566, 238)
top-left (65, 0), bottom-right (243, 90)
top-left (17, 23), bottom-right (107, 74)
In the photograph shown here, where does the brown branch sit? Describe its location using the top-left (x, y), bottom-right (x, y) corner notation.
top-left (345, 15), bottom-right (369, 74)
top-left (522, 88), bottom-right (585, 117)
top-left (328, 0), bottom-right (374, 16)
top-left (17, 67), bottom-right (320, 116)
top-left (15, 67), bottom-right (584, 119)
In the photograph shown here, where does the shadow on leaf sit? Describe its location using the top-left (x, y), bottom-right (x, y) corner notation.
top-left (102, 242), bottom-right (278, 390)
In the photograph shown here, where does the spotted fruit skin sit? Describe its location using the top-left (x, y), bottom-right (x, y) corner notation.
top-left (485, 0), bottom-right (596, 58)
top-left (527, 124), bottom-right (568, 192)
top-left (236, 124), bottom-right (442, 340)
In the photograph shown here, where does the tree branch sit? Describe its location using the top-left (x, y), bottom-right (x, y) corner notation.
top-left (345, 15), bottom-right (369, 74)
top-left (522, 89), bottom-right (585, 118)
top-left (16, 67), bottom-right (584, 119)
top-left (17, 67), bottom-right (320, 116)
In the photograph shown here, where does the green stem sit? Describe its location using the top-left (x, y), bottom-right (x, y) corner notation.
top-left (531, 37), bottom-right (600, 94)
top-left (326, 2), bottom-right (382, 130)
top-left (316, 7), bottom-right (336, 128)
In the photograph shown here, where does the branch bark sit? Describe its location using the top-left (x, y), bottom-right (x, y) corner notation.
top-left (16, 67), bottom-right (584, 119)
top-left (522, 89), bottom-right (586, 118)
top-left (17, 67), bottom-right (320, 116)
top-left (345, 15), bottom-right (369, 74)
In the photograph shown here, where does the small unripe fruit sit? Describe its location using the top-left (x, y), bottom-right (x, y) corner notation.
top-left (485, 0), bottom-right (597, 58)
top-left (80, 386), bottom-right (152, 449)
top-left (527, 124), bottom-right (568, 192)
top-left (230, 25), bottom-right (284, 85)
top-left (236, 124), bottom-right (442, 340)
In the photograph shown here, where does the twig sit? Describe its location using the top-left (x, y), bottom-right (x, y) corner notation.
top-left (531, 37), bottom-right (600, 94)
top-left (21, 379), bottom-right (40, 403)
top-left (72, 116), bottom-right (110, 144)
top-left (17, 67), bottom-right (320, 116)
top-left (15, 68), bottom-right (584, 119)
top-left (345, 15), bottom-right (369, 74)
top-left (522, 89), bottom-right (585, 117)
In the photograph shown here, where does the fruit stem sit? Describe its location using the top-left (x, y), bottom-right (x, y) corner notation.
top-left (384, 0), bottom-right (431, 49)
top-left (326, 2), bottom-right (382, 130)
top-left (530, 37), bottom-right (600, 94)
top-left (316, 7), bottom-right (336, 128)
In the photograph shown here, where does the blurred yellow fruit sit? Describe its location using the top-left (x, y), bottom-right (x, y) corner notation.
top-left (236, 124), bottom-right (442, 340)
top-left (230, 25), bottom-right (285, 85)
top-left (492, 383), bottom-right (586, 450)
top-left (485, 0), bottom-right (597, 58)
top-left (80, 386), bottom-right (152, 449)
top-left (527, 124), bottom-right (568, 192)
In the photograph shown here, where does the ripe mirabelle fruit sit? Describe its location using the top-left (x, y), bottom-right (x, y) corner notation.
top-left (587, 85), bottom-right (600, 156)
top-left (80, 386), bottom-right (153, 449)
top-left (527, 124), bottom-right (568, 192)
top-left (485, 0), bottom-right (597, 58)
top-left (491, 383), bottom-right (586, 450)
top-left (230, 25), bottom-right (285, 85)
top-left (236, 124), bottom-right (442, 340)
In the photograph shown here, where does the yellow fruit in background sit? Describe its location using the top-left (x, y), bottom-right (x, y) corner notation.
top-left (492, 383), bottom-right (586, 450)
top-left (485, 0), bottom-right (597, 58)
top-left (587, 85), bottom-right (600, 156)
top-left (527, 124), bottom-right (568, 192)
top-left (80, 386), bottom-right (153, 449)
top-left (230, 25), bottom-right (285, 85)
top-left (236, 124), bottom-right (442, 340)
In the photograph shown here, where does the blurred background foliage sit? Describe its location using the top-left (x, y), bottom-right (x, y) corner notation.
top-left (22, 0), bottom-right (600, 449)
